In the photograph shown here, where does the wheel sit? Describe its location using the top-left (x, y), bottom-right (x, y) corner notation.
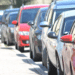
top-left (18, 46), bottom-right (24, 52)
top-left (57, 57), bottom-right (63, 75)
top-left (30, 45), bottom-right (33, 58)
top-left (47, 54), bottom-right (57, 75)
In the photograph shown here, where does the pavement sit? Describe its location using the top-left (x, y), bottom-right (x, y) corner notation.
top-left (0, 40), bottom-right (48, 75)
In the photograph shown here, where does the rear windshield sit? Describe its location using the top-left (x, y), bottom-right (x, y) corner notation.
top-left (4, 10), bottom-right (19, 18)
top-left (20, 8), bottom-right (39, 23)
top-left (62, 16), bottom-right (75, 35)
top-left (9, 14), bottom-right (17, 24)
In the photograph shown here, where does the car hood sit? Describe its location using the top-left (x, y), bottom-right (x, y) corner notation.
top-left (8, 24), bottom-right (14, 27)
top-left (19, 23), bottom-right (30, 31)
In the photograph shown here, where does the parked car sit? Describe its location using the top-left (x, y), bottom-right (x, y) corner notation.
top-left (0, 10), bottom-right (4, 38)
top-left (46, 10), bottom-right (75, 75)
top-left (1, 8), bottom-right (19, 43)
top-left (28, 7), bottom-right (48, 61)
top-left (61, 21), bottom-right (75, 75)
top-left (40, 0), bottom-right (75, 69)
top-left (2, 12), bottom-right (18, 45)
top-left (12, 4), bottom-right (49, 52)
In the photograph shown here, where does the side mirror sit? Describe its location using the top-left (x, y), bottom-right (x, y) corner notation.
top-left (60, 35), bottom-right (72, 43)
top-left (48, 32), bottom-right (57, 39)
top-left (12, 20), bottom-right (17, 25)
top-left (28, 21), bottom-right (34, 26)
top-left (40, 21), bottom-right (50, 27)
top-left (63, 32), bottom-right (69, 35)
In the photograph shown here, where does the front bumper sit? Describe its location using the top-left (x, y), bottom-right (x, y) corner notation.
top-left (18, 35), bottom-right (30, 47)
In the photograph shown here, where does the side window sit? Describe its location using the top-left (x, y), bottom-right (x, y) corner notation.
top-left (71, 24), bottom-right (75, 41)
top-left (52, 16), bottom-right (62, 36)
top-left (55, 16), bottom-right (62, 35)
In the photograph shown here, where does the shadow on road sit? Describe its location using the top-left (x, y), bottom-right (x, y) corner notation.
top-left (0, 47), bottom-right (13, 50)
top-left (16, 54), bottom-right (26, 57)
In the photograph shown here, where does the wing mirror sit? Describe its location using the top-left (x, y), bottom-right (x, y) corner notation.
top-left (28, 21), bottom-right (34, 26)
top-left (47, 31), bottom-right (57, 39)
top-left (60, 35), bottom-right (73, 43)
top-left (12, 20), bottom-right (17, 25)
top-left (40, 21), bottom-right (50, 27)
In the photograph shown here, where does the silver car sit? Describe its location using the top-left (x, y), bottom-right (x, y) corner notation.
top-left (46, 10), bottom-right (75, 75)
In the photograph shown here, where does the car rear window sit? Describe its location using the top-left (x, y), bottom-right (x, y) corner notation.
top-left (20, 8), bottom-right (39, 23)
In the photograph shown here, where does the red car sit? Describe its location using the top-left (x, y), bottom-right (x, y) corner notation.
top-left (61, 21), bottom-right (75, 75)
top-left (12, 5), bottom-right (49, 52)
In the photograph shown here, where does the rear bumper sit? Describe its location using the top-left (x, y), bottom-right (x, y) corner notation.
top-left (18, 35), bottom-right (30, 47)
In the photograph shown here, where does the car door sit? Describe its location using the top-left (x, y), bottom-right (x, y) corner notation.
top-left (47, 16), bottom-right (62, 66)
top-left (62, 22), bottom-right (75, 75)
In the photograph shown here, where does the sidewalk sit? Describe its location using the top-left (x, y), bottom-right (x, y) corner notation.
top-left (0, 43), bottom-right (47, 75)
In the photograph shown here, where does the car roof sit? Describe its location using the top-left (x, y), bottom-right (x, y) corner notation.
top-left (9, 12), bottom-right (18, 16)
top-left (61, 10), bottom-right (75, 18)
top-left (40, 7), bottom-right (48, 12)
top-left (21, 4), bottom-right (49, 10)
top-left (5, 8), bottom-right (19, 12)
top-left (52, 0), bottom-right (75, 9)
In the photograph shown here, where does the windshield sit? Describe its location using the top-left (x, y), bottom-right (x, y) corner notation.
top-left (20, 8), bottom-right (39, 23)
top-left (0, 15), bottom-right (2, 21)
top-left (53, 9), bottom-right (75, 22)
top-left (62, 16), bottom-right (75, 35)
top-left (9, 14), bottom-right (17, 24)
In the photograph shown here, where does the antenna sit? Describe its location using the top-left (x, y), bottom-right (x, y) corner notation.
top-left (22, 0), bottom-right (24, 7)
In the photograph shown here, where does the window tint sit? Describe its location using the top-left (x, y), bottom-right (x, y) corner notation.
top-left (62, 16), bottom-right (75, 35)
top-left (52, 16), bottom-right (62, 36)
top-left (20, 8), bottom-right (39, 23)
top-left (9, 14), bottom-right (17, 24)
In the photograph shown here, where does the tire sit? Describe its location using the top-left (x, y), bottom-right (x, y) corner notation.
top-left (32, 46), bottom-right (41, 61)
top-left (15, 43), bottom-right (18, 50)
top-left (6, 38), bottom-right (10, 46)
top-left (42, 47), bottom-right (47, 67)
top-left (18, 46), bottom-right (24, 52)
top-left (57, 57), bottom-right (63, 75)
top-left (1, 34), bottom-right (4, 43)
top-left (47, 54), bottom-right (57, 75)
top-left (30, 45), bottom-right (33, 59)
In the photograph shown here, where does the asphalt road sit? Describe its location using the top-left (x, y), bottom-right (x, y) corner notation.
top-left (0, 40), bottom-right (48, 75)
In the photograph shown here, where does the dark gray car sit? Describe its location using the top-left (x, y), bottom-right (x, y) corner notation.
top-left (1, 12), bottom-right (18, 45)
top-left (28, 7), bottom-right (48, 61)
top-left (1, 8), bottom-right (19, 44)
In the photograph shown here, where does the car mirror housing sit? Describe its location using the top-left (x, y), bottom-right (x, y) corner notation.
top-left (28, 21), bottom-right (34, 26)
top-left (12, 20), bottom-right (17, 25)
top-left (47, 31), bottom-right (57, 39)
top-left (40, 21), bottom-right (50, 27)
top-left (60, 35), bottom-right (73, 43)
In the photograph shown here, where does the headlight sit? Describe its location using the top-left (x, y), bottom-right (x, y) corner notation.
top-left (19, 31), bottom-right (29, 35)
top-left (10, 28), bottom-right (14, 33)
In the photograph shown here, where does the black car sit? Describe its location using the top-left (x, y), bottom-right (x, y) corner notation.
top-left (1, 8), bottom-right (19, 44)
top-left (28, 7), bottom-right (48, 61)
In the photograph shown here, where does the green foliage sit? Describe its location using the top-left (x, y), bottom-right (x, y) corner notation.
top-left (16, 0), bottom-right (22, 7)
